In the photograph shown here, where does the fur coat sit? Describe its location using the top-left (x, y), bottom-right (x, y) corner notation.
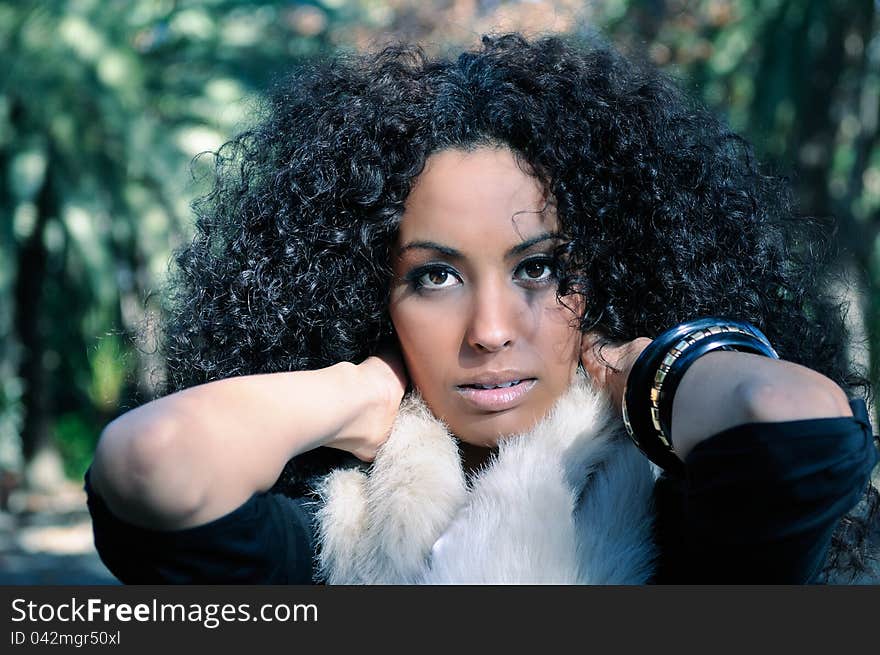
top-left (313, 370), bottom-right (659, 584)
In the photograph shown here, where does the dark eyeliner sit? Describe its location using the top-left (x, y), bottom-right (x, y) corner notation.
top-left (516, 254), bottom-right (557, 284)
top-left (404, 263), bottom-right (460, 291)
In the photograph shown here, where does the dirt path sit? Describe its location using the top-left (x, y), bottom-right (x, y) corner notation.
top-left (0, 482), bottom-right (118, 585)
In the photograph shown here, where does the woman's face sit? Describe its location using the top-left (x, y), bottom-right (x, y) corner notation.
top-left (389, 147), bottom-right (585, 447)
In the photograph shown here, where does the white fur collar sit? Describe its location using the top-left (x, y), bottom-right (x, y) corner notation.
top-left (313, 370), bottom-right (657, 584)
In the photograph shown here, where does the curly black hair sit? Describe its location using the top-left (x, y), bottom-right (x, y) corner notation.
top-left (158, 33), bottom-right (869, 501)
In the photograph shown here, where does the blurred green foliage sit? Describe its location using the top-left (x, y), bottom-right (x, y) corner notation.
top-left (0, 0), bottom-right (357, 481)
top-left (1, 0), bottom-right (877, 484)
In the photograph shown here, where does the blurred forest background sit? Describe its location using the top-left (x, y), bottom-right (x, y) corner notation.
top-left (1, 0), bottom-right (879, 525)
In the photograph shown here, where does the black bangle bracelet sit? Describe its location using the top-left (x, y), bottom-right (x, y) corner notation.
top-left (656, 329), bottom-right (778, 441)
top-left (622, 317), bottom-right (778, 477)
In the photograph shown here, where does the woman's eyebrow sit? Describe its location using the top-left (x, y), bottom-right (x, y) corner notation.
top-left (398, 231), bottom-right (563, 259)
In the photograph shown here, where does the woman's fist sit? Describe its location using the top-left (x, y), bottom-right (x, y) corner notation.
top-left (326, 343), bottom-right (409, 462)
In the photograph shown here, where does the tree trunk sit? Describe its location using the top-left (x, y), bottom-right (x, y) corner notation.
top-left (13, 156), bottom-right (54, 466)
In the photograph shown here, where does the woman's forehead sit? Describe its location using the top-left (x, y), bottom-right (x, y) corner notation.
top-left (396, 147), bottom-right (556, 252)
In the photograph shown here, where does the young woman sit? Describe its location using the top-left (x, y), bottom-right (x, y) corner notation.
top-left (85, 33), bottom-right (879, 584)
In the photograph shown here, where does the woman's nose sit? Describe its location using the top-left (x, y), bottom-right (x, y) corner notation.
top-left (465, 282), bottom-right (519, 353)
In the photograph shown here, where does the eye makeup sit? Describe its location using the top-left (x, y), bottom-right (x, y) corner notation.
top-left (403, 254), bottom-right (557, 293)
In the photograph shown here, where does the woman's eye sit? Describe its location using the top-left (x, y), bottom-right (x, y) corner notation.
top-left (517, 258), bottom-right (554, 282)
top-left (415, 268), bottom-right (459, 289)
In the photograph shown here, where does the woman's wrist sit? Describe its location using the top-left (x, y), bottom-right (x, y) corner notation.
top-left (300, 361), bottom-right (369, 450)
top-left (292, 361), bottom-right (360, 452)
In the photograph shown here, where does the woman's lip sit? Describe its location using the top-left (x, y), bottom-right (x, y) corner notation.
top-left (455, 379), bottom-right (537, 411)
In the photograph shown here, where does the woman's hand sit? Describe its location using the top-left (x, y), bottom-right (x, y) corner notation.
top-left (326, 343), bottom-right (409, 462)
top-left (579, 333), bottom-right (652, 414)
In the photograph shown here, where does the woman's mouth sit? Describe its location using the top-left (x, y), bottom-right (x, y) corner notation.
top-left (456, 379), bottom-right (537, 411)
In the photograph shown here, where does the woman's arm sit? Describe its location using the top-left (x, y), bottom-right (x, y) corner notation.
top-left (582, 334), bottom-right (873, 583)
top-left (89, 354), bottom-right (406, 532)
top-left (580, 336), bottom-right (853, 457)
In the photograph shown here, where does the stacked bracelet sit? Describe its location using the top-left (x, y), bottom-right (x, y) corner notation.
top-left (621, 317), bottom-right (779, 476)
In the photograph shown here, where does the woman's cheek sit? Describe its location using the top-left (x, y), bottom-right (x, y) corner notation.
top-left (394, 302), bottom-right (459, 382)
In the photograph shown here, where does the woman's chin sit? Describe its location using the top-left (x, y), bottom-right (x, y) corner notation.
top-left (419, 388), bottom-right (552, 447)
top-left (448, 410), bottom-right (543, 449)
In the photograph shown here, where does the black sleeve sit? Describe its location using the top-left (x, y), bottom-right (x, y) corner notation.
top-left (653, 398), bottom-right (880, 584)
top-left (84, 467), bottom-right (317, 584)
